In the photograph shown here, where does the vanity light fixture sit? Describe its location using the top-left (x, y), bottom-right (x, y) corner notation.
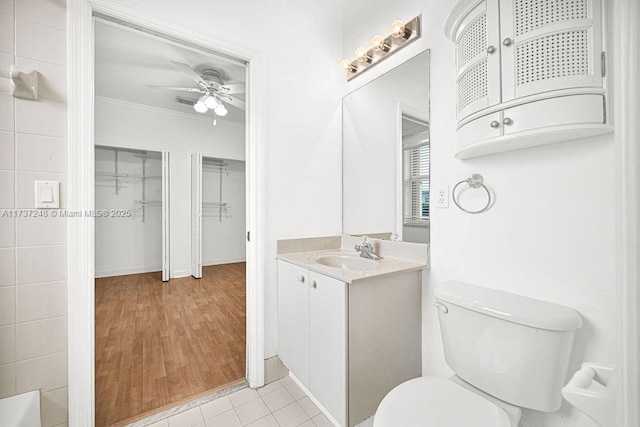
top-left (339, 15), bottom-right (421, 81)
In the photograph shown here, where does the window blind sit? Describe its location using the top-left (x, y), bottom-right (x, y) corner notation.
top-left (403, 130), bottom-right (430, 226)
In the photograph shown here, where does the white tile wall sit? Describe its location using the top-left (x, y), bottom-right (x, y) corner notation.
top-left (16, 351), bottom-right (67, 393)
top-left (16, 133), bottom-right (67, 172)
top-left (0, 0), bottom-right (14, 16)
top-left (15, 0), bottom-right (65, 31)
top-left (16, 316), bottom-right (67, 360)
top-left (15, 98), bottom-right (67, 137)
top-left (0, 2), bottom-right (68, 424)
top-left (15, 18), bottom-right (65, 66)
top-left (16, 216), bottom-right (67, 246)
top-left (0, 285), bottom-right (16, 324)
top-left (0, 324), bottom-right (16, 364)
top-left (0, 247), bottom-right (15, 285)
top-left (0, 52), bottom-right (12, 93)
top-left (0, 363), bottom-right (16, 398)
top-left (16, 246), bottom-right (67, 284)
top-left (16, 281), bottom-right (67, 322)
top-left (16, 58), bottom-right (67, 102)
top-left (0, 93), bottom-right (15, 131)
top-left (0, 217), bottom-right (15, 247)
top-left (0, 131), bottom-right (14, 169)
top-left (0, 170), bottom-right (15, 207)
top-left (0, 13), bottom-right (14, 55)
top-left (41, 387), bottom-right (68, 427)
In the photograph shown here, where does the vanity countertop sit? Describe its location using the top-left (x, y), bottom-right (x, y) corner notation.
top-left (277, 248), bottom-right (426, 284)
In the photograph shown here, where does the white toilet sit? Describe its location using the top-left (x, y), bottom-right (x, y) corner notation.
top-left (374, 281), bottom-right (583, 427)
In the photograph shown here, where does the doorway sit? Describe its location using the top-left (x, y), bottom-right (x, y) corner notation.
top-left (92, 18), bottom-right (249, 426)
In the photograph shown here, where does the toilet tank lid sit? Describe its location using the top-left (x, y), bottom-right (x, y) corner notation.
top-left (434, 281), bottom-right (583, 331)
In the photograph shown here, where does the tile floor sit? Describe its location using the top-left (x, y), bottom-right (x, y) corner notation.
top-left (144, 376), bottom-right (342, 427)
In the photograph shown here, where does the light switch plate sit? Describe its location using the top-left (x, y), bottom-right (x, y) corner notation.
top-left (35, 181), bottom-right (60, 208)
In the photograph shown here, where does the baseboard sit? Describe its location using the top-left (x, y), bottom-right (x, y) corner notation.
top-left (203, 257), bottom-right (247, 266)
top-left (172, 269), bottom-right (191, 278)
top-left (95, 265), bottom-right (162, 278)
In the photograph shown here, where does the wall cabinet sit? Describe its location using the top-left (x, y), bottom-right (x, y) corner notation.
top-left (277, 260), bottom-right (422, 426)
top-left (446, 0), bottom-right (611, 159)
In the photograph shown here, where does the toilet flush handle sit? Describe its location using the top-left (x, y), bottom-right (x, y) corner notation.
top-left (433, 301), bottom-right (449, 314)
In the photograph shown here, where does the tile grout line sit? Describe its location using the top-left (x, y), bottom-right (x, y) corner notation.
top-left (12, 0), bottom-right (17, 394)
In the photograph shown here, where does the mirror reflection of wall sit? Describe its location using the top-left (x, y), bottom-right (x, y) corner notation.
top-left (342, 50), bottom-right (430, 243)
top-left (401, 116), bottom-right (430, 243)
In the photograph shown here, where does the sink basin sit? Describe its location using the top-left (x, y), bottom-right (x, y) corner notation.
top-left (315, 255), bottom-right (380, 271)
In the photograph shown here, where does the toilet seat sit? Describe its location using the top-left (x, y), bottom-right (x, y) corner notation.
top-left (374, 376), bottom-right (513, 427)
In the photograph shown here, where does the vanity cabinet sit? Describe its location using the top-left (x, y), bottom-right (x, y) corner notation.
top-left (446, 0), bottom-right (611, 159)
top-left (277, 259), bottom-right (422, 426)
top-left (277, 260), bottom-right (347, 425)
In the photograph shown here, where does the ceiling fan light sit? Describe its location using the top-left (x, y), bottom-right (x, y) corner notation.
top-left (194, 100), bottom-right (208, 113)
top-left (214, 104), bottom-right (228, 117)
top-left (204, 95), bottom-right (219, 109)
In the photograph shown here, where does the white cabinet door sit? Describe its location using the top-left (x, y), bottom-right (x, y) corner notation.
top-left (277, 260), bottom-right (310, 388)
top-left (500, 0), bottom-right (603, 101)
top-left (309, 272), bottom-right (347, 426)
top-left (455, 0), bottom-right (502, 121)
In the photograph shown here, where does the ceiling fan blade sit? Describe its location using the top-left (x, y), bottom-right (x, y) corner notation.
top-left (147, 85), bottom-right (204, 93)
top-left (219, 83), bottom-right (245, 94)
top-left (170, 61), bottom-right (209, 87)
top-left (221, 95), bottom-right (246, 110)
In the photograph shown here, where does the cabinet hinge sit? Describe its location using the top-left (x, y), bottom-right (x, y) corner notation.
top-left (247, 231), bottom-right (250, 242)
top-left (601, 52), bottom-right (606, 77)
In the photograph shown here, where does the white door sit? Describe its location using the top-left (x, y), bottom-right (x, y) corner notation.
top-left (455, 0), bottom-right (502, 121)
top-left (499, 0), bottom-right (603, 101)
top-left (277, 260), bottom-right (310, 388)
top-left (190, 153), bottom-right (202, 279)
top-left (309, 272), bottom-right (347, 426)
top-left (161, 151), bottom-right (170, 282)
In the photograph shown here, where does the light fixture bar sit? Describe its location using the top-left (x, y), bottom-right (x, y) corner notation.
top-left (340, 15), bottom-right (421, 81)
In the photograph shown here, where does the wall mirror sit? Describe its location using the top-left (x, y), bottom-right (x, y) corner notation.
top-left (342, 50), bottom-right (430, 243)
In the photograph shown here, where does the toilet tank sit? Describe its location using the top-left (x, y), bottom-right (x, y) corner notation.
top-left (434, 281), bottom-right (582, 412)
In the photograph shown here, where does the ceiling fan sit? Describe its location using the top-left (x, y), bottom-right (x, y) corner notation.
top-left (147, 61), bottom-right (245, 117)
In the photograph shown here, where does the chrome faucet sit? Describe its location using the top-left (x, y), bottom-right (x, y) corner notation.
top-left (355, 236), bottom-right (382, 260)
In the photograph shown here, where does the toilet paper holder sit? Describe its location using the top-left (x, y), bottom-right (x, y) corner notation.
top-left (562, 363), bottom-right (616, 427)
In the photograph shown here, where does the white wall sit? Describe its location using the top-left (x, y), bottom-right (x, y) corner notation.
top-left (0, 1), bottom-right (69, 426)
top-left (202, 158), bottom-right (246, 266)
top-left (343, 2), bottom-right (620, 426)
top-left (94, 148), bottom-right (164, 277)
top-left (95, 97), bottom-right (245, 277)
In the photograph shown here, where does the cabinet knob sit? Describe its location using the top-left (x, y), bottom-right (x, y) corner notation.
top-left (503, 117), bottom-right (513, 126)
top-left (490, 120), bottom-right (500, 128)
top-left (502, 38), bottom-right (513, 47)
top-left (487, 45), bottom-right (496, 54)
top-left (311, 280), bottom-right (317, 289)
top-left (298, 275), bottom-right (305, 283)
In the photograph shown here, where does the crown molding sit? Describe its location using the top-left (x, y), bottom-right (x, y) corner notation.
top-left (95, 96), bottom-right (246, 128)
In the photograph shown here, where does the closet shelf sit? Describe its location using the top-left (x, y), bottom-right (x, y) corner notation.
top-left (96, 172), bottom-right (162, 179)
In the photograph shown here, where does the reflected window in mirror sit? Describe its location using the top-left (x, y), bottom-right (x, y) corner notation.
top-left (402, 116), bottom-right (430, 244)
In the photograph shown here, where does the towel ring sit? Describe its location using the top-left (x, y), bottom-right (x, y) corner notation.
top-left (452, 174), bottom-right (492, 214)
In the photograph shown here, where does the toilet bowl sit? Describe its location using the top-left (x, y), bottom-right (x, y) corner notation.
top-left (374, 376), bottom-right (521, 427)
top-left (373, 281), bottom-right (582, 426)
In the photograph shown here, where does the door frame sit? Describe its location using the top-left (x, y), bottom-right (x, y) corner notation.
top-left (67, 1), bottom-right (266, 425)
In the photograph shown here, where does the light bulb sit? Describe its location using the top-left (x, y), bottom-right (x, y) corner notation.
top-left (354, 47), bottom-right (372, 63)
top-left (370, 35), bottom-right (390, 52)
top-left (390, 20), bottom-right (410, 38)
top-left (339, 58), bottom-right (353, 71)
top-left (214, 104), bottom-right (228, 116)
top-left (204, 95), bottom-right (219, 109)
top-left (194, 100), bottom-right (208, 113)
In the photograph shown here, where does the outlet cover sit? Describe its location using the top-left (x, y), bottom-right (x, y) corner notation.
top-left (435, 186), bottom-right (449, 208)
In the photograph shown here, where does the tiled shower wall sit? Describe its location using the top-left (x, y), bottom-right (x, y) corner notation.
top-left (0, 1), bottom-right (68, 426)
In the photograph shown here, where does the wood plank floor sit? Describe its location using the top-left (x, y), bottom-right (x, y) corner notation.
top-left (95, 263), bottom-right (246, 427)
